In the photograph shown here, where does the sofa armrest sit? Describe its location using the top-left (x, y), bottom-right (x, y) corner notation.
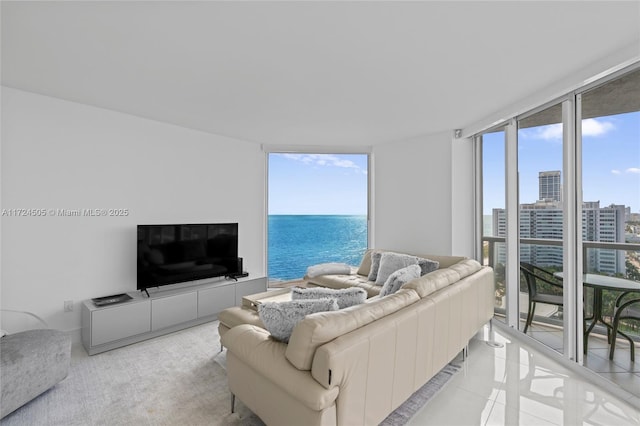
top-left (221, 324), bottom-right (339, 412)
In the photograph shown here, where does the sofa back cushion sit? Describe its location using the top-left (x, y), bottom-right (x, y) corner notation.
top-left (403, 259), bottom-right (482, 298)
top-left (412, 254), bottom-right (467, 270)
top-left (356, 249), bottom-right (377, 276)
top-left (448, 258), bottom-right (482, 279)
top-left (356, 249), bottom-right (467, 276)
top-left (285, 288), bottom-right (420, 370)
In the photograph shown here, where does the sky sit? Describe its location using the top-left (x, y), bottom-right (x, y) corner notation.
top-left (483, 111), bottom-right (640, 215)
top-left (268, 111), bottom-right (638, 216)
top-left (268, 153), bottom-right (368, 215)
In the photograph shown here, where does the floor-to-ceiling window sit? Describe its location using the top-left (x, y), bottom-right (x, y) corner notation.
top-left (578, 68), bottom-right (640, 384)
top-left (517, 102), bottom-right (567, 353)
top-left (267, 153), bottom-right (369, 285)
top-left (480, 129), bottom-right (507, 323)
top-left (476, 65), bottom-right (640, 398)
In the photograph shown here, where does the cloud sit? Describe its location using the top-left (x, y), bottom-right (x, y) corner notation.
top-left (537, 123), bottom-right (563, 140)
top-left (611, 168), bottom-right (639, 175)
top-left (582, 118), bottom-right (614, 137)
top-left (280, 153), bottom-right (365, 173)
top-left (523, 118), bottom-right (614, 141)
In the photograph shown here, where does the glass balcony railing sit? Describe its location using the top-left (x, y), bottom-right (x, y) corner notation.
top-left (482, 237), bottom-right (640, 341)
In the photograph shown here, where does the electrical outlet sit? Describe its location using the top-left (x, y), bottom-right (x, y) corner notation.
top-left (64, 300), bottom-right (73, 312)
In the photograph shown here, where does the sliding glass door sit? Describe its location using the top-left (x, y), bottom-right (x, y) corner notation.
top-left (480, 129), bottom-right (507, 323)
top-left (517, 102), bottom-right (567, 353)
top-left (578, 68), bottom-right (640, 377)
top-left (476, 65), bottom-right (640, 398)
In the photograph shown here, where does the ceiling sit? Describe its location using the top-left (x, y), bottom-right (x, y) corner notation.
top-left (2, 1), bottom-right (639, 147)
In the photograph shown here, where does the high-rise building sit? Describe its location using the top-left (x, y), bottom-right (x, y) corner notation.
top-left (583, 204), bottom-right (626, 274)
top-left (492, 171), bottom-right (625, 275)
top-left (538, 170), bottom-right (561, 202)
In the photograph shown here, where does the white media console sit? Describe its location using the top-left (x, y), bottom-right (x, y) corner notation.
top-left (81, 276), bottom-right (267, 355)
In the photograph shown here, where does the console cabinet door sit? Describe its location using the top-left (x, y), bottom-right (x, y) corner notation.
top-left (151, 292), bottom-right (198, 331)
top-left (198, 284), bottom-right (235, 318)
top-left (92, 301), bottom-right (151, 346)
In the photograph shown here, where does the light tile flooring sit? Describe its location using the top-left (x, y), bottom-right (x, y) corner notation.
top-left (526, 321), bottom-right (640, 400)
top-left (408, 324), bottom-right (640, 426)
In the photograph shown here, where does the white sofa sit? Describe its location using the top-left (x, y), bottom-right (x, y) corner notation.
top-left (220, 251), bottom-right (494, 425)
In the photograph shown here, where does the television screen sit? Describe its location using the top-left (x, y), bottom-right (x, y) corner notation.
top-left (137, 223), bottom-right (239, 290)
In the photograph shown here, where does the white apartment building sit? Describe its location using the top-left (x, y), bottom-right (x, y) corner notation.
top-left (493, 172), bottom-right (626, 274)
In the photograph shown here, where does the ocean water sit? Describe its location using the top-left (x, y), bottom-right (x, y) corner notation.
top-left (268, 215), bottom-right (368, 281)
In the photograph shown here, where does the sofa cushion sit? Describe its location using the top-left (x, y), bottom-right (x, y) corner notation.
top-left (449, 259), bottom-right (482, 279)
top-left (380, 264), bottom-right (421, 297)
top-left (356, 249), bottom-right (376, 276)
top-left (285, 288), bottom-right (420, 370)
top-left (306, 262), bottom-right (352, 278)
top-left (414, 254), bottom-right (467, 269)
top-left (258, 299), bottom-right (339, 343)
top-left (358, 250), bottom-right (466, 275)
top-left (402, 267), bottom-right (461, 298)
top-left (218, 306), bottom-right (264, 331)
top-left (306, 274), bottom-right (382, 297)
top-left (375, 252), bottom-right (419, 285)
top-left (291, 287), bottom-right (367, 309)
top-left (369, 252), bottom-right (438, 281)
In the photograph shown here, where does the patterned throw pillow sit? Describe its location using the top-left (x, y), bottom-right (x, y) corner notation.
top-left (380, 264), bottom-right (421, 297)
top-left (375, 252), bottom-right (419, 286)
top-left (367, 251), bottom-right (383, 281)
top-left (417, 257), bottom-right (440, 275)
top-left (258, 299), bottom-right (339, 342)
top-left (291, 286), bottom-right (367, 309)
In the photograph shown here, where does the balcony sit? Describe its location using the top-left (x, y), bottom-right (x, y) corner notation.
top-left (483, 237), bottom-right (640, 398)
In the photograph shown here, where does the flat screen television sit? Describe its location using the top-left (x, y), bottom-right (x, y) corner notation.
top-left (137, 223), bottom-right (239, 293)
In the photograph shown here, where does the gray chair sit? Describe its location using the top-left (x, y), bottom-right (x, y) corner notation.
top-left (520, 262), bottom-right (564, 334)
top-left (609, 292), bottom-right (640, 362)
top-left (0, 310), bottom-right (71, 419)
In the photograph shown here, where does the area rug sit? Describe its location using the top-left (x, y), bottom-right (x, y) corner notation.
top-left (0, 322), bottom-right (459, 425)
top-left (379, 363), bottom-right (460, 426)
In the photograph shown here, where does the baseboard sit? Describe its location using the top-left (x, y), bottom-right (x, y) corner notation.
top-left (65, 327), bottom-right (82, 346)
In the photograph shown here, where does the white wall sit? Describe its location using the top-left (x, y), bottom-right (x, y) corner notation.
top-left (451, 137), bottom-right (475, 257)
top-left (1, 88), bottom-right (265, 333)
top-left (373, 131), bottom-right (457, 255)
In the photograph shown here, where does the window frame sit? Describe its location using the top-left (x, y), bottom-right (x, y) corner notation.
top-left (263, 146), bottom-right (373, 282)
top-left (474, 62), bottom-right (640, 365)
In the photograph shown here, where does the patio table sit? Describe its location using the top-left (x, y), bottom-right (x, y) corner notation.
top-left (554, 272), bottom-right (640, 353)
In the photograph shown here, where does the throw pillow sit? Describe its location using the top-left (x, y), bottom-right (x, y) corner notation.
top-left (306, 262), bottom-right (351, 278)
top-left (367, 251), bottom-right (383, 281)
top-left (375, 252), bottom-right (419, 286)
top-left (380, 264), bottom-right (421, 297)
top-left (417, 257), bottom-right (440, 275)
top-left (258, 299), bottom-right (339, 343)
top-left (291, 286), bottom-right (367, 309)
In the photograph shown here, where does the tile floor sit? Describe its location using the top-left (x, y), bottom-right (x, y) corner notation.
top-left (408, 324), bottom-right (640, 426)
top-left (525, 320), bottom-right (639, 400)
